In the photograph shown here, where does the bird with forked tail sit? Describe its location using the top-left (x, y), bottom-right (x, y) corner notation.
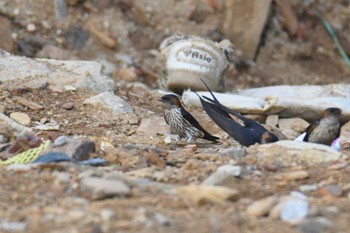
top-left (193, 80), bottom-right (279, 147)
top-left (159, 94), bottom-right (219, 147)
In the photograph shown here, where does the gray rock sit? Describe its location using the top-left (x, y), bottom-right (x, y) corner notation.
top-left (154, 213), bottom-right (172, 226)
top-left (0, 17), bottom-right (14, 52)
top-left (36, 45), bottom-right (78, 60)
top-left (202, 165), bottom-right (242, 186)
top-left (98, 58), bottom-right (118, 76)
top-left (136, 116), bottom-right (168, 136)
top-left (278, 118), bottom-right (310, 139)
top-left (83, 75), bottom-right (115, 94)
top-left (298, 217), bottom-right (332, 233)
top-left (281, 199), bottom-right (309, 224)
top-left (114, 53), bottom-right (133, 65)
top-left (266, 114), bottom-right (279, 127)
top-left (53, 135), bottom-right (69, 147)
top-left (24, 78), bottom-right (49, 90)
top-left (248, 141), bottom-right (343, 166)
top-left (54, 0), bottom-right (68, 21)
top-left (80, 177), bottom-right (131, 200)
top-left (220, 147), bottom-right (247, 160)
top-left (83, 91), bottom-right (133, 114)
top-left (0, 52), bottom-right (115, 94)
top-left (0, 221), bottom-right (26, 232)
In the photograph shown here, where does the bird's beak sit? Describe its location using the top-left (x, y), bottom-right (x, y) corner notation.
top-left (158, 99), bottom-right (164, 102)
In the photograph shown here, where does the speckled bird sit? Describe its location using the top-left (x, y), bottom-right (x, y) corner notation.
top-left (303, 107), bottom-right (341, 145)
top-left (159, 94), bottom-right (219, 144)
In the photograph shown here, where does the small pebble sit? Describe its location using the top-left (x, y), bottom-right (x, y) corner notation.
top-left (100, 209), bottom-right (115, 221)
top-left (319, 184), bottom-right (343, 197)
top-left (154, 213), bottom-right (172, 226)
top-left (10, 112), bottom-right (31, 126)
top-left (0, 105), bottom-right (5, 113)
top-left (283, 170), bottom-right (309, 181)
top-left (203, 164), bottom-right (242, 185)
top-left (27, 23), bottom-right (36, 32)
top-left (62, 102), bottom-right (74, 110)
top-left (299, 184), bottom-right (319, 193)
top-left (54, 135), bottom-right (69, 147)
top-left (298, 217), bottom-right (332, 233)
top-left (246, 195), bottom-right (279, 217)
top-left (40, 117), bottom-right (48, 124)
top-left (53, 171), bottom-right (70, 183)
top-left (114, 67), bottom-right (138, 82)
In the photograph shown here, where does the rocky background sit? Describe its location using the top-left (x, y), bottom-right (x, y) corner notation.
top-left (1, 0), bottom-right (350, 233)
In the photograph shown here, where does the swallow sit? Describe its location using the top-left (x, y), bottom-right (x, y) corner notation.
top-left (193, 80), bottom-right (279, 147)
top-left (159, 94), bottom-right (219, 145)
top-left (303, 107), bottom-right (341, 145)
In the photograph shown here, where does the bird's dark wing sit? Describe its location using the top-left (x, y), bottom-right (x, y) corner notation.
top-left (202, 95), bottom-right (263, 129)
top-left (195, 80), bottom-right (279, 146)
top-left (180, 107), bottom-right (219, 142)
top-left (200, 80), bottom-right (266, 130)
top-left (303, 119), bottom-right (320, 142)
top-left (199, 80), bottom-right (278, 136)
top-left (195, 92), bottom-right (261, 146)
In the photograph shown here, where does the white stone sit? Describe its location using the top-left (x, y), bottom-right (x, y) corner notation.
top-left (281, 199), bottom-right (309, 225)
top-left (27, 23), bottom-right (36, 32)
top-left (202, 165), bottom-right (242, 185)
top-left (83, 91), bottom-right (133, 113)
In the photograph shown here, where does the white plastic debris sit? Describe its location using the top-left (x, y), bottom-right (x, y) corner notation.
top-left (34, 119), bottom-right (60, 131)
top-left (159, 33), bottom-right (234, 93)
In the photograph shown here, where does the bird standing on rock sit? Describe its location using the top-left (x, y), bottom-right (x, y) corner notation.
top-left (159, 94), bottom-right (219, 146)
top-left (194, 80), bottom-right (279, 147)
top-left (303, 107), bottom-right (341, 145)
